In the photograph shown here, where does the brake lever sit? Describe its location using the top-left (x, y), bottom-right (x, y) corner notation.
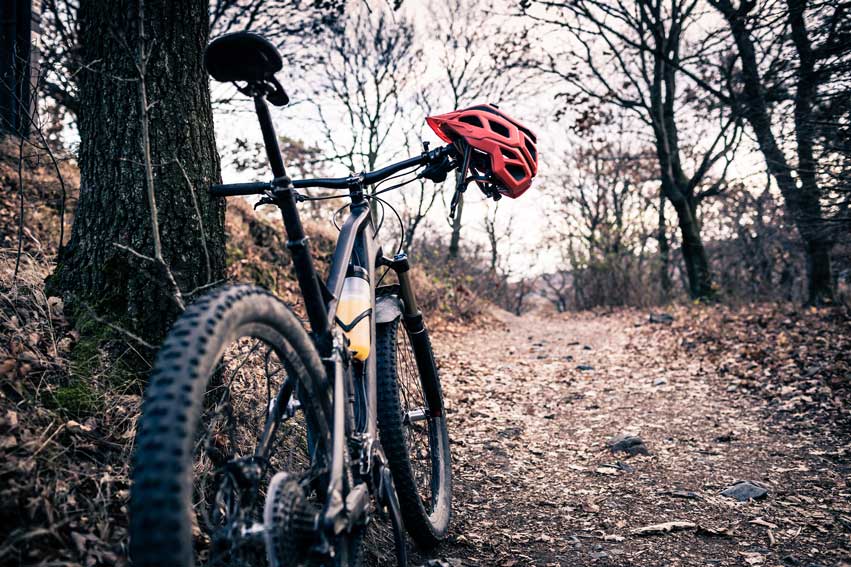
top-left (254, 195), bottom-right (276, 209)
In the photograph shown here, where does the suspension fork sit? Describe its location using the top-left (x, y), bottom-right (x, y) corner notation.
top-left (382, 253), bottom-right (443, 418)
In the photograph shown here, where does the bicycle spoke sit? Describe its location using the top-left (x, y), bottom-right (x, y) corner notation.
top-left (395, 328), bottom-right (435, 509)
top-left (187, 336), bottom-right (314, 565)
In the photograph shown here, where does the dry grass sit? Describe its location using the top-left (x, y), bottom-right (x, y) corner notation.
top-left (0, 251), bottom-right (138, 566)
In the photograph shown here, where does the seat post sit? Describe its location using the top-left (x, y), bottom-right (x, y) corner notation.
top-left (253, 94), bottom-right (332, 353)
top-left (254, 95), bottom-right (288, 179)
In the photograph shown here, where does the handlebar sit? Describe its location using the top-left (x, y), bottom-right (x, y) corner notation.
top-left (209, 181), bottom-right (273, 197)
top-left (209, 144), bottom-right (457, 197)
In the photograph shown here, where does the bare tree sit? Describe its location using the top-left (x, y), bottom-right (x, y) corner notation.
top-left (38, 0), bottom-right (344, 123)
top-left (508, 276), bottom-right (537, 315)
top-left (311, 5), bottom-right (419, 224)
top-left (48, 0), bottom-right (226, 342)
top-left (541, 270), bottom-right (571, 312)
top-left (421, 0), bottom-right (533, 259)
top-left (548, 139), bottom-right (659, 308)
top-left (483, 201), bottom-right (506, 274)
top-left (706, 0), bottom-right (850, 304)
top-left (521, 0), bottom-right (742, 300)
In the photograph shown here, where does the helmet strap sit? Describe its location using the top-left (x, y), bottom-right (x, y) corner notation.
top-left (449, 141), bottom-right (473, 221)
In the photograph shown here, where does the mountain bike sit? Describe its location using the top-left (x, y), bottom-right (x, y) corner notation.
top-left (129, 28), bottom-right (539, 566)
top-left (128, 33), bottom-right (456, 567)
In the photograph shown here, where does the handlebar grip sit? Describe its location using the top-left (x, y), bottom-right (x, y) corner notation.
top-left (209, 182), bottom-right (272, 197)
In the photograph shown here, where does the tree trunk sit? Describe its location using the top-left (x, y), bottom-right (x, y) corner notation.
top-left (48, 0), bottom-right (225, 342)
top-left (448, 191), bottom-right (464, 259)
top-left (806, 239), bottom-right (834, 305)
top-left (648, 31), bottom-right (715, 302)
top-left (672, 199), bottom-right (713, 300)
top-left (657, 192), bottom-right (671, 301)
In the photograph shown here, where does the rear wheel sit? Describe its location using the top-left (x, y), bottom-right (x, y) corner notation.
top-left (130, 285), bottom-right (361, 566)
top-left (375, 316), bottom-right (452, 549)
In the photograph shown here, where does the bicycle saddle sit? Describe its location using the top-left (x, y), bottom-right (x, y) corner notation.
top-left (204, 32), bottom-right (289, 106)
top-left (204, 31), bottom-right (282, 82)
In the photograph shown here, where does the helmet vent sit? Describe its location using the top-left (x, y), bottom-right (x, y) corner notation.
top-left (500, 147), bottom-right (518, 160)
top-left (524, 138), bottom-right (537, 161)
top-left (489, 120), bottom-right (510, 138)
top-left (459, 115), bottom-right (483, 127)
top-left (506, 164), bottom-right (526, 181)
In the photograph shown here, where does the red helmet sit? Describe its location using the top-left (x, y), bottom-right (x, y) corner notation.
top-left (426, 104), bottom-right (538, 198)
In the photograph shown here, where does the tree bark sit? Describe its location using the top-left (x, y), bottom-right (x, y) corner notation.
top-left (657, 192), bottom-right (671, 301)
top-left (48, 0), bottom-right (225, 342)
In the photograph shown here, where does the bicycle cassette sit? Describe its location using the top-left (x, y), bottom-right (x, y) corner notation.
top-left (263, 472), bottom-right (316, 567)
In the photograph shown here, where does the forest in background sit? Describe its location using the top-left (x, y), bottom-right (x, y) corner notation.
top-left (3, 0), bottom-right (849, 326)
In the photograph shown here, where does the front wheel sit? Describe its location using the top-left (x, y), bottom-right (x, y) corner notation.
top-left (376, 314), bottom-right (452, 549)
top-left (129, 285), bottom-right (361, 566)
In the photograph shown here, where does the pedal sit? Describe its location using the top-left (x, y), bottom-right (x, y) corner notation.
top-left (379, 466), bottom-right (408, 567)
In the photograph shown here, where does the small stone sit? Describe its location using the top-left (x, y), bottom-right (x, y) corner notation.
top-left (583, 345), bottom-right (593, 350)
top-left (720, 480), bottom-right (768, 501)
top-left (576, 364), bottom-right (594, 371)
top-left (498, 426), bottom-right (522, 439)
top-left (608, 434), bottom-right (650, 456)
top-left (653, 378), bottom-right (667, 386)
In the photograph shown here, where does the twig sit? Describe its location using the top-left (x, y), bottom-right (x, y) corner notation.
top-left (186, 279), bottom-right (225, 298)
top-left (112, 243), bottom-right (185, 311)
top-left (175, 158), bottom-right (212, 284)
top-left (121, 0), bottom-right (184, 313)
top-left (30, 421), bottom-right (64, 459)
top-left (136, 0), bottom-right (163, 265)
top-left (82, 303), bottom-right (155, 350)
top-left (13, 133), bottom-right (25, 282)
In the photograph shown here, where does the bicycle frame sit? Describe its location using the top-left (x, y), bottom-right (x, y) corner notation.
top-left (227, 94), bottom-right (447, 546)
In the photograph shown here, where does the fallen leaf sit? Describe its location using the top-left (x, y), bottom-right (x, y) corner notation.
top-left (631, 521), bottom-right (697, 536)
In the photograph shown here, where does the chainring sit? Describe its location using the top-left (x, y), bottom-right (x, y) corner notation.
top-left (263, 472), bottom-right (315, 567)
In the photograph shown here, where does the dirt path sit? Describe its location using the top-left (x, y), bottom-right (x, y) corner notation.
top-left (423, 311), bottom-right (850, 567)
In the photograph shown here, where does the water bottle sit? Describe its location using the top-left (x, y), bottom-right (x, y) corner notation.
top-left (337, 265), bottom-right (371, 361)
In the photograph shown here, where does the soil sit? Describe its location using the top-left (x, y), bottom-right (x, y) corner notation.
top-left (422, 308), bottom-right (851, 567)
